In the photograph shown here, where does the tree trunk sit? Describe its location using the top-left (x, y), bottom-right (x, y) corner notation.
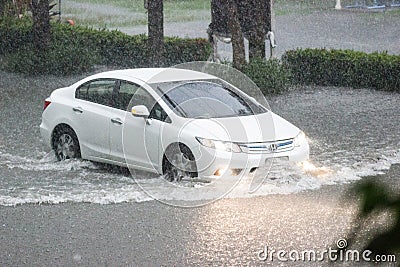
top-left (147, 0), bottom-right (164, 67)
top-left (227, 0), bottom-right (245, 71)
top-left (246, 0), bottom-right (271, 60)
top-left (31, 0), bottom-right (51, 52)
top-left (0, 0), bottom-right (7, 16)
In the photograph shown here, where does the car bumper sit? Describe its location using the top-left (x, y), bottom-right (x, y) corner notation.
top-left (40, 121), bottom-right (52, 150)
top-left (193, 141), bottom-right (309, 179)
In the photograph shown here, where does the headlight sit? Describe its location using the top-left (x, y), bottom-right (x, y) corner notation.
top-left (196, 137), bottom-right (241, 153)
top-left (293, 131), bottom-right (306, 147)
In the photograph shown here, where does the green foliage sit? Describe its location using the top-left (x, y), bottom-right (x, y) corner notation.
top-left (0, 0), bottom-right (18, 17)
top-left (61, 0), bottom-right (210, 28)
top-left (243, 58), bottom-right (292, 94)
top-left (0, 17), bottom-right (33, 54)
top-left (0, 18), bottom-right (211, 75)
top-left (346, 179), bottom-right (400, 256)
top-left (164, 36), bottom-right (212, 66)
top-left (49, 23), bottom-right (150, 67)
top-left (282, 48), bottom-right (400, 92)
top-left (4, 42), bottom-right (100, 75)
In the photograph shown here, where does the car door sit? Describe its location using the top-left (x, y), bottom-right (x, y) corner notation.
top-left (74, 79), bottom-right (117, 160)
top-left (109, 81), bottom-right (168, 173)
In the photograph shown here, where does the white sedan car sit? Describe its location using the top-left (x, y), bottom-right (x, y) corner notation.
top-left (40, 68), bottom-right (309, 181)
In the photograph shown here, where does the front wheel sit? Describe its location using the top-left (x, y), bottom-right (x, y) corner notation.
top-left (163, 143), bottom-right (197, 182)
top-left (53, 127), bottom-right (81, 161)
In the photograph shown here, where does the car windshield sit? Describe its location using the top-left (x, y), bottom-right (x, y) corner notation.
top-left (154, 80), bottom-right (267, 119)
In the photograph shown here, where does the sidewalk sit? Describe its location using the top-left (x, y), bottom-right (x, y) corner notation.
top-left (118, 9), bottom-right (400, 58)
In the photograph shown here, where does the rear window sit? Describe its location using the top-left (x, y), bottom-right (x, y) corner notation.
top-left (76, 79), bottom-right (116, 107)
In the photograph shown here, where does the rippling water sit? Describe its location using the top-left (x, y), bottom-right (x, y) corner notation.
top-left (0, 74), bottom-right (399, 206)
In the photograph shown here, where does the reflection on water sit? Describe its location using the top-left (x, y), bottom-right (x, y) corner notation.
top-left (297, 160), bottom-right (332, 177)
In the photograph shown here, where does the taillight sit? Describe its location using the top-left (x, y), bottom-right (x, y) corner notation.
top-left (44, 100), bottom-right (51, 110)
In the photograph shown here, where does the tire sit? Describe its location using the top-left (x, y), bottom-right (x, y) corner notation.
top-left (53, 126), bottom-right (81, 161)
top-left (163, 143), bottom-right (197, 182)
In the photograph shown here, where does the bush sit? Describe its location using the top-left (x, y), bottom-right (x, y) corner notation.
top-left (243, 58), bottom-right (292, 94)
top-left (4, 42), bottom-right (100, 75)
top-left (0, 18), bottom-right (212, 75)
top-left (49, 24), bottom-right (150, 67)
top-left (282, 48), bottom-right (400, 92)
top-left (164, 37), bottom-right (211, 66)
top-left (0, 17), bottom-right (32, 54)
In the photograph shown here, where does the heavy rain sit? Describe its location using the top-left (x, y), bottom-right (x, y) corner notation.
top-left (0, 0), bottom-right (399, 265)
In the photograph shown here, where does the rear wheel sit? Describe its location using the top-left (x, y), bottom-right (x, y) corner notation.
top-left (163, 143), bottom-right (197, 182)
top-left (53, 127), bottom-right (81, 161)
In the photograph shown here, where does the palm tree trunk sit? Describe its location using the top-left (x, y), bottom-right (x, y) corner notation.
top-left (147, 0), bottom-right (164, 67)
top-left (247, 0), bottom-right (271, 60)
top-left (31, 0), bottom-right (50, 52)
top-left (227, 0), bottom-right (245, 71)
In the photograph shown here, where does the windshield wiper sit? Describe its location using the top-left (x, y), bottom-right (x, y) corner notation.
top-left (159, 87), bottom-right (188, 117)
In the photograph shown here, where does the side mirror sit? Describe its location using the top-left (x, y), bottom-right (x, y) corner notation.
top-left (131, 105), bottom-right (150, 118)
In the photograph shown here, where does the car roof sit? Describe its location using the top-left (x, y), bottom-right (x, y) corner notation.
top-left (85, 68), bottom-right (217, 84)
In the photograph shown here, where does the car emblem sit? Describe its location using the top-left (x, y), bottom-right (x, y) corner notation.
top-left (269, 143), bottom-right (278, 152)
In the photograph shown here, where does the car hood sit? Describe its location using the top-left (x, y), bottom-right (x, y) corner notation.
top-left (182, 112), bottom-right (300, 143)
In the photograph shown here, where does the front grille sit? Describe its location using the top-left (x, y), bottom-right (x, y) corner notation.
top-left (239, 139), bottom-right (294, 154)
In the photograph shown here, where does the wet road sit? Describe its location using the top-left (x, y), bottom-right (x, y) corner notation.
top-left (0, 71), bottom-right (399, 265)
top-left (0, 71), bottom-right (399, 206)
top-left (0, 184), bottom-right (358, 266)
top-left (0, 167), bottom-right (399, 266)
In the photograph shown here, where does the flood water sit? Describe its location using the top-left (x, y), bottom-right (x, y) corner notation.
top-left (0, 72), bottom-right (399, 206)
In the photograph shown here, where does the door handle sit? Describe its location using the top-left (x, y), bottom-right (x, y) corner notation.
top-left (72, 107), bottom-right (83, 113)
top-left (111, 118), bottom-right (123, 125)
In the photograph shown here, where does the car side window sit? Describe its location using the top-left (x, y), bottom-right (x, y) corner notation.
top-left (114, 81), bottom-right (141, 111)
top-left (76, 79), bottom-right (116, 107)
top-left (149, 102), bottom-right (170, 123)
top-left (117, 81), bottom-right (170, 122)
